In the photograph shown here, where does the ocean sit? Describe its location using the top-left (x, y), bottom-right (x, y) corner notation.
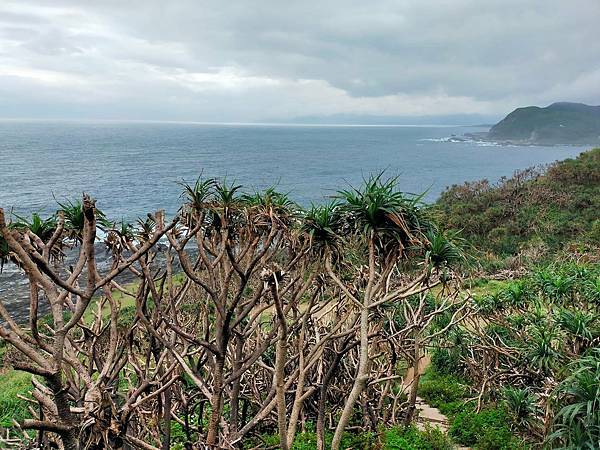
top-left (0, 120), bottom-right (588, 319)
top-left (0, 121), bottom-right (587, 219)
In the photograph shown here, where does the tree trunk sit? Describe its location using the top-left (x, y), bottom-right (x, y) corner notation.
top-left (206, 355), bottom-right (225, 446)
top-left (330, 304), bottom-right (369, 450)
top-left (331, 237), bottom-right (375, 450)
top-left (161, 385), bottom-right (172, 450)
top-left (275, 326), bottom-right (289, 450)
top-left (404, 333), bottom-right (421, 426)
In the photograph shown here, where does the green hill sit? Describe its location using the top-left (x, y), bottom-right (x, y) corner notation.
top-left (435, 148), bottom-right (600, 261)
top-left (487, 102), bottom-right (600, 145)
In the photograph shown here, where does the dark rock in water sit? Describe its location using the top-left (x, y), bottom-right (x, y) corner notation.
top-left (0, 241), bottom-right (182, 324)
top-left (485, 102), bottom-right (600, 146)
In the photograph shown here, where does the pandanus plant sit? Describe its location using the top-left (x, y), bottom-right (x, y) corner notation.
top-left (322, 174), bottom-right (460, 450)
top-left (178, 176), bottom-right (215, 226)
top-left (526, 327), bottom-right (562, 374)
top-left (57, 198), bottom-right (110, 242)
top-left (503, 387), bottom-right (541, 432)
top-left (12, 212), bottom-right (64, 262)
top-left (241, 187), bottom-right (297, 230)
top-left (548, 349), bottom-right (600, 449)
top-left (300, 201), bottom-right (343, 257)
top-left (103, 219), bottom-right (135, 257)
top-left (12, 212), bottom-right (58, 242)
top-left (556, 308), bottom-right (598, 355)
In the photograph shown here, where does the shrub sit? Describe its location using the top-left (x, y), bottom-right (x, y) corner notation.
top-left (449, 406), bottom-right (527, 449)
top-left (502, 387), bottom-right (540, 431)
top-left (548, 349), bottom-right (600, 449)
top-left (430, 348), bottom-right (462, 376)
top-left (417, 369), bottom-right (467, 411)
top-left (384, 425), bottom-right (453, 450)
top-left (434, 148), bottom-right (600, 260)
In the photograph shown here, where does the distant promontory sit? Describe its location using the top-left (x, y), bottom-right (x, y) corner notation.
top-left (484, 102), bottom-right (600, 145)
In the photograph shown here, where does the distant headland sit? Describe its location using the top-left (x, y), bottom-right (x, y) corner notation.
top-left (470, 102), bottom-right (600, 146)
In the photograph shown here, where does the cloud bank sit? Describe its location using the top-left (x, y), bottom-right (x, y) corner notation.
top-left (1, 0), bottom-right (598, 122)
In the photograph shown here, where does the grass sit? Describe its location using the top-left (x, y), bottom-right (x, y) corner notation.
top-left (466, 278), bottom-right (511, 297)
top-left (0, 368), bottom-right (32, 428)
top-left (246, 424), bottom-right (454, 450)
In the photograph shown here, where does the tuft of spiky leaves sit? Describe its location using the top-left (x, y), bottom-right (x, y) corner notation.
top-left (57, 198), bottom-right (109, 241)
top-left (548, 349), bottom-right (600, 448)
top-left (241, 187), bottom-right (297, 229)
top-left (424, 229), bottom-right (466, 270)
top-left (503, 387), bottom-right (540, 431)
top-left (12, 212), bottom-right (57, 242)
top-left (178, 176), bottom-right (216, 224)
top-left (336, 173), bottom-right (431, 255)
top-left (300, 202), bottom-right (342, 256)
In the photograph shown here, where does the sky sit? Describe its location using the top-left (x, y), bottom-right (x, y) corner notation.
top-left (0, 0), bottom-right (599, 123)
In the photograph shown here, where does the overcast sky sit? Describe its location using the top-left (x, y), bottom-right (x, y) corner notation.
top-left (0, 0), bottom-right (599, 122)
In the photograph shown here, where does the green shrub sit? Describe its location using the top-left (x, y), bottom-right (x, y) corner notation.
top-left (248, 430), bottom-right (377, 450)
top-left (449, 406), bottom-right (527, 449)
top-left (476, 426), bottom-right (527, 450)
top-left (418, 369), bottom-right (467, 411)
top-left (548, 349), bottom-right (600, 449)
top-left (384, 425), bottom-right (453, 450)
top-left (430, 348), bottom-right (462, 376)
top-left (435, 148), bottom-right (600, 260)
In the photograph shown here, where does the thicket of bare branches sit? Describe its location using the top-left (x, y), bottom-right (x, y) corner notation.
top-left (0, 176), bottom-right (469, 449)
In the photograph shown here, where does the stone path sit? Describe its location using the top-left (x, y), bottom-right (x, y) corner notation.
top-left (414, 396), bottom-right (449, 432)
top-left (402, 357), bottom-right (470, 450)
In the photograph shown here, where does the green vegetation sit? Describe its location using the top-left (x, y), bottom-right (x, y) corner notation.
top-left (436, 148), bottom-right (600, 262)
top-left (417, 369), bottom-right (468, 417)
top-left (248, 425), bottom-right (454, 450)
top-left (487, 102), bottom-right (600, 145)
top-left (450, 407), bottom-right (528, 450)
top-left (0, 149), bottom-right (597, 449)
top-left (0, 368), bottom-right (31, 428)
top-left (548, 349), bottom-right (600, 448)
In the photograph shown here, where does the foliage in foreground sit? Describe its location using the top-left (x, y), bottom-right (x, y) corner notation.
top-left (435, 147), bottom-right (600, 262)
top-left (432, 261), bottom-right (599, 449)
top-left (0, 176), bottom-right (468, 450)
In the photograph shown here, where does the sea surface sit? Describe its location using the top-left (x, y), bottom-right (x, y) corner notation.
top-left (0, 121), bottom-right (587, 219)
top-left (0, 120), bottom-right (588, 319)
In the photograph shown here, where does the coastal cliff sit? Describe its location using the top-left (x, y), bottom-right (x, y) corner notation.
top-left (487, 102), bottom-right (600, 145)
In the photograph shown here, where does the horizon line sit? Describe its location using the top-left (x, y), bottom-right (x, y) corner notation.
top-left (0, 118), bottom-right (490, 128)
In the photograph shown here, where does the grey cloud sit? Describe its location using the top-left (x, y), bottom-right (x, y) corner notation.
top-left (0, 0), bottom-right (598, 121)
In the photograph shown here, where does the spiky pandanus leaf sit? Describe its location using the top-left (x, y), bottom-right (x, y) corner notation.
top-left (424, 229), bottom-right (466, 270)
top-left (11, 212), bottom-right (65, 262)
top-left (336, 173), bottom-right (431, 258)
top-left (300, 201), bottom-right (343, 257)
top-left (548, 349), bottom-right (600, 448)
top-left (503, 387), bottom-right (540, 431)
top-left (526, 327), bottom-right (562, 374)
top-left (178, 176), bottom-right (216, 226)
top-left (57, 198), bottom-right (108, 242)
top-left (12, 212), bottom-right (57, 242)
top-left (557, 309), bottom-right (596, 342)
top-left (241, 187), bottom-right (297, 229)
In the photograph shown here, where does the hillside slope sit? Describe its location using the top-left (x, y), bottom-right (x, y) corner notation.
top-left (487, 102), bottom-right (600, 145)
top-left (435, 148), bottom-right (600, 259)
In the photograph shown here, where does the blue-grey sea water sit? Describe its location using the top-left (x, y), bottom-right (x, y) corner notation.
top-left (0, 121), bottom-right (587, 220)
top-left (0, 120), bottom-right (589, 318)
